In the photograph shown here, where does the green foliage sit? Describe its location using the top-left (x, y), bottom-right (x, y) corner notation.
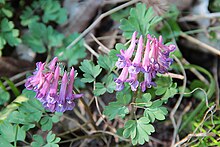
top-left (0, 95), bottom-right (28, 122)
top-left (40, 0), bottom-right (67, 24)
top-left (55, 33), bottom-right (86, 66)
top-left (1, 77), bottom-right (20, 97)
top-left (31, 131), bottom-right (61, 147)
top-left (120, 3), bottom-right (161, 39)
top-left (209, 0), bottom-right (220, 12)
top-left (93, 74), bottom-right (116, 96)
top-left (155, 75), bottom-right (178, 101)
top-left (22, 23), bottom-right (64, 53)
top-left (161, 18), bottom-right (181, 40)
top-left (20, 6), bottom-right (40, 26)
top-left (109, 43), bottom-right (127, 64)
top-left (0, 136), bottom-right (13, 147)
top-left (135, 94), bottom-right (168, 122)
top-left (143, 100), bottom-right (168, 122)
top-left (0, 3), bottom-right (13, 18)
top-left (40, 113), bottom-right (62, 131)
top-left (0, 18), bottom-right (21, 53)
top-left (0, 88), bottom-right (10, 105)
top-left (135, 93), bottom-right (152, 107)
top-left (189, 80), bottom-right (208, 100)
top-left (31, 135), bottom-right (44, 147)
top-left (20, 0), bottom-right (67, 26)
top-left (98, 55), bottom-right (115, 72)
top-left (40, 116), bottom-right (53, 131)
top-left (0, 122), bottom-right (26, 142)
top-left (104, 86), bottom-right (131, 120)
top-left (79, 60), bottom-right (102, 83)
top-left (0, 89), bottom-right (63, 146)
top-left (189, 115), bottom-right (220, 146)
top-left (111, 7), bottom-right (130, 22)
top-left (123, 117), bottom-right (155, 145)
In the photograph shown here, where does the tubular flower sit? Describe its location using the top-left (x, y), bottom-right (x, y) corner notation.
top-left (115, 31), bottom-right (137, 68)
top-left (25, 57), bottom-right (83, 112)
top-left (115, 33), bottom-right (176, 92)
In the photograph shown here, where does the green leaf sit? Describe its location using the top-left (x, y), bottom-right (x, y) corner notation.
top-left (31, 135), bottom-right (44, 147)
top-left (111, 7), bottom-right (130, 22)
top-left (22, 22), bottom-right (64, 53)
top-left (1, 77), bottom-right (20, 97)
top-left (0, 0), bottom-right (5, 4)
top-left (94, 83), bottom-right (106, 96)
top-left (120, 3), bottom-right (162, 39)
top-left (79, 60), bottom-right (102, 83)
top-left (144, 106), bottom-right (168, 122)
top-left (209, 0), bottom-right (220, 12)
top-left (161, 83), bottom-right (178, 101)
top-left (7, 90), bottom-right (43, 126)
top-left (20, 6), bottom-right (40, 26)
top-left (190, 80), bottom-right (208, 100)
top-left (103, 101), bottom-right (129, 120)
top-left (0, 95), bottom-right (28, 122)
top-left (0, 18), bottom-right (21, 49)
top-left (32, 132), bottom-right (60, 147)
top-left (51, 112), bottom-right (62, 123)
top-left (40, 116), bottom-right (53, 131)
top-left (98, 55), bottom-right (115, 71)
top-left (0, 122), bottom-right (26, 142)
top-left (161, 18), bottom-right (181, 40)
top-left (155, 76), bottom-right (178, 101)
top-left (123, 117), bottom-right (155, 145)
top-left (55, 33), bottom-right (86, 66)
top-left (104, 74), bottom-right (116, 93)
top-left (40, 0), bottom-right (67, 24)
top-left (93, 74), bottom-right (116, 96)
top-left (104, 87), bottom-right (132, 120)
top-left (109, 43), bottom-right (126, 64)
top-left (44, 131), bottom-right (60, 147)
top-left (0, 136), bottom-right (13, 147)
top-left (135, 93), bottom-right (152, 107)
top-left (1, 8), bottom-right (13, 18)
top-left (0, 88), bottom-right (10, 105)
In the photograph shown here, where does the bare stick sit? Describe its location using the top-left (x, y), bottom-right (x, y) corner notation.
top-left (179, 12), bottom-right (220, 22)
top-left (174, 132), bottom-right (216, 147)
top-left (180, 32), bottom-right (220, 56)
top-left (163, 72), bottom-right (184, 80)
top-left (84, 42), bottom-right (99, 58)
top-left (90, 33), bottom-right (110, 54)
top-left (66, 0), bottom-right (139, 50)
top-left (170, 55), bottom-right (187, 146)
top-left (181, 58), bottom-right (209, 85)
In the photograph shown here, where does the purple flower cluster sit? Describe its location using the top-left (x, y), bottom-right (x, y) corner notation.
top-left (25, 57), bottom-right (83, 112)
top-left (115, 32), bottom-right (176, 92)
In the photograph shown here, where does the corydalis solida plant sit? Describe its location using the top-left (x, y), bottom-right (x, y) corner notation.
top-left (115, 32), bottom-right (176, 92)
top-left (25, 57), bottom-right (83, 112)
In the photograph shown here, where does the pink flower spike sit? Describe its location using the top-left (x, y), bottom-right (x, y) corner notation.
top-left (142, 38), bottom-right (150, 72)
top-left (124, 31), bottom-right (138, 59)
top-left (115, 31), bottom-right (137, 69)
top-left (128, 35), bottom-right (143, 74)
top-left (56, 72), bottom-right (68, 112)
top-left (159, 35), bottom-right (163, 44)
top-left (66, 67), bottom-right (75, 100)
top-left (59, 72), bottom-right (68, 102)
top-left (132, 35), bottom-right (143, 65)
top-left (115, 66), bottom-right (129, 91)
top-left (127, 73), bottom-right (139, 91)
top-left (49, 66), bottom-right (60, 97)
top-left (48, 57), bottom-right (58, 71)
top-left (26, 62), bottom-right (46, 90)
top-left (36, 72), bottom-right (53, 99)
